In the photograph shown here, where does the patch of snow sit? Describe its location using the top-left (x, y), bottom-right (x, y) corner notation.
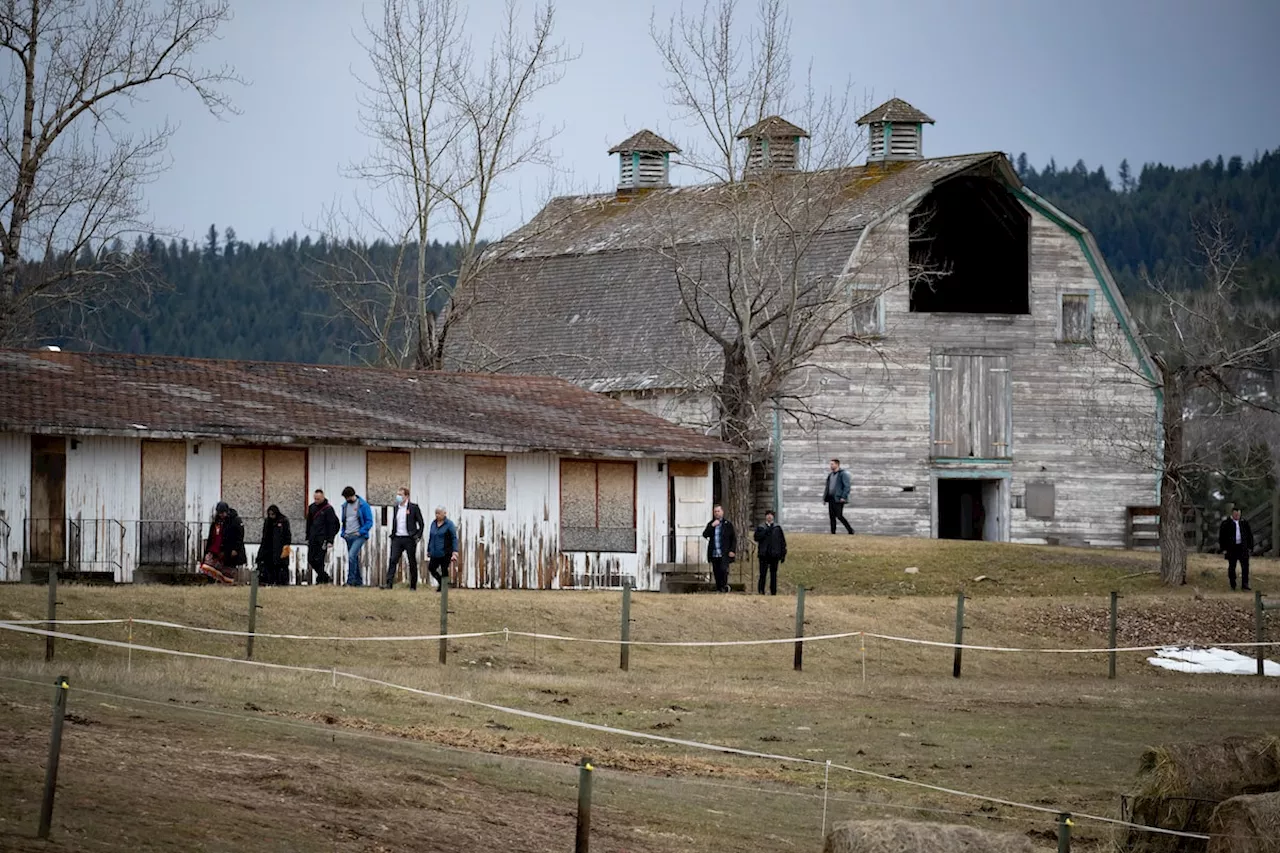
top-left (1147, 646), bottom-right (1280, 677)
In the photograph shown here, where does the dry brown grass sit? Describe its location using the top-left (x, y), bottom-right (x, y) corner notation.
top-left (823, 819), bottom-right (1037, 852)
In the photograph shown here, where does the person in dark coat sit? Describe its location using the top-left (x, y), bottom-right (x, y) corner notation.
top-left (702, 504), bottom-right (737, 593)
top-left (204, 501), bottom-right (247, 577)
top-left (384, 486), bottom-right (426, 589)
top-left (1218, 507), bottom-right (1254, 591)
top-left (305, 489), bottom-right (340, 585)
top-left (753, 510), bottom-right (787, 596)
top-left (256, 505), bottom-right (292, 586)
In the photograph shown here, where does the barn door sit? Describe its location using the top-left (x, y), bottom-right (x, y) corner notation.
top-left (29, 436), bottom-right (66, 562)
top-left (931, 354), bottom-right (1012, 460)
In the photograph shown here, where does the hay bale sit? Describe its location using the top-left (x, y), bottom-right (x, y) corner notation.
top-left (1118, 735), bottom-right (1280, 852)
top-left (1207, 792), bottom-right (1280, 853)
top-left (822, 819), bottom-right (1034, 853)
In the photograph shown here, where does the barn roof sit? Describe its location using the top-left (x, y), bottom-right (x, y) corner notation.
top-left (737, 116), bottom-right (810, 139)
top-left (856, 98), bottom-right (935, 125)
top-left (448, 152), bottom-right (1014, 391)
top-left (0, 350), bottom-right (737, 459)
top-left (608, 129), bottom-right (680, 154)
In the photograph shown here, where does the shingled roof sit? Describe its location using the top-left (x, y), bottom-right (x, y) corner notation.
top-left (856, 98), bottom-right (935, 126)
top-left (0, 350), bottom-right (737, 459)
top-left (449, 152), bottom-right (1014, 392)
top-left (737, 116), bottom-right (809, 139)
top-left (608, 130), bottom-right (680, 154)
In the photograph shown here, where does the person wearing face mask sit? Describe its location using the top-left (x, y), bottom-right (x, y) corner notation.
top-left (384, 486), bottom-right (425, 589)
top-left (255, 505), bottom-right (293, 586)
top-left (338, 486), bottom-right (374, 587)
top-left (201, 501), bottom-right (246, 583)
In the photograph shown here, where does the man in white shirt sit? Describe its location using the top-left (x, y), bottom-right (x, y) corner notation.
top-left (1217, 507), bottom-right (1253, 591)
top-left (384, 487), bottom-right (426, 590)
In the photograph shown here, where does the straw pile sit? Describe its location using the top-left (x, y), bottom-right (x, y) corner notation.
top-left (1207, 792), bottom-right (1280, 853)
top-left (822, 819), bottom-right (1034, 853)
top-left (1117, 735), bottom-right (1280, 852)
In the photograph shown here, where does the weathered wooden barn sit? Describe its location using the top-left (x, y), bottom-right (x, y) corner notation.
top-left (447, 99), bottom-right (1160, 547)
top-left (0, 349), bottom-right (734, 588)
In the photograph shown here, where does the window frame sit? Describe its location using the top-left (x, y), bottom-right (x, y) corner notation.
top-left (848, 282), bottom-right (885, 339)
top-left (1059, 291), bottom-right (1094, 344)
top-left (464, 454), bottom-right (509, 511)
top-left (558, 458), bottom-right (638, 553)
top-left (219, 445), bottom-right (309, 543)
top-left (365, 449), bottom-right (411, 506)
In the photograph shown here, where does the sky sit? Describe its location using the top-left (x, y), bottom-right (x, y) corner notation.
top-left (126, 0), bottom-right (1280, 246)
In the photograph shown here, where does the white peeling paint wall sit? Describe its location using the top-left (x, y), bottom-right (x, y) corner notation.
top-left (0, 432), bottom-right (31, 581)
top-left (65, 436), bottom-right (141, 582)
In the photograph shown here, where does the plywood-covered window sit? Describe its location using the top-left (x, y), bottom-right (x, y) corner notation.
top-left (366, 450), bottom-right (410, 505)
top-left (221, 447), bottom-right (307, 541)
top-left (1061, 293), bottom-right (1092, 343)
top-left (465, 455), bottom-right (507, 510)
top-left (560, 459), bottom-right (636, 552)
top-left (139, 441), bottom-right (188, 565)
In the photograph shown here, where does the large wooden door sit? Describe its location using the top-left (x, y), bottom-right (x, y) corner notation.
top-left (140, 441), bottom-right (188, 564)
top-left (29, 436), bottom-right (66, 562)
top-left (931, 354), bottom-right (1011, 459)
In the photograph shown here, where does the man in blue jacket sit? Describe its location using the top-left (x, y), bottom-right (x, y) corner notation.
top-left (426, 505), bottom-right (459, 591)
top-left (339, 486), bottom-right (374, 586)
top-left (823, 458), bottom-right (855, 534)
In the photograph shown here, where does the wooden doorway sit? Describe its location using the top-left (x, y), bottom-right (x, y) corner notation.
top-left (29, 436), bottom-right (66, 562)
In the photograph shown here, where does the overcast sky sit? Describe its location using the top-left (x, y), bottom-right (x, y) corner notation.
top-left (131, 0), bottom-right (1280, 246)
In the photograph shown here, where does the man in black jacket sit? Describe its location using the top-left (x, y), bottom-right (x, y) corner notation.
top-left (702, 504), bottom-right (737, 593)
top-left (305, 489), bottom-right (340, 585)
top-left (753, 510), bottom-right (787, 596)
top-left (385, 486), bottom-right (426, 589)
top-left (1218, 507), bottom-right (1254, 591)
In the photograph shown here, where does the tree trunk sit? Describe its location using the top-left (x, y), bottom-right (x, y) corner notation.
top-left (718, 343), bottom-right (758, 567)
top-left (1159, 370), bottom-right (1187, 585)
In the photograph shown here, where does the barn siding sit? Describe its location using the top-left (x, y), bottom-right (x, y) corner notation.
top-left (64, 436), bottom-right (142, 582)
top-left (0, 432), bottom-right (31, 581)
top-left (778, 205), bottom-right (1158, 546)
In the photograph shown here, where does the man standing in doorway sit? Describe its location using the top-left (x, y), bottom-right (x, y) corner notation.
top-left (824, 458), bottom-right (855, 534)
top-left (426, 505), bottom-right (459, 591)
top-left (1218, 507), bottom-right (1253, 591)
top-left (753, 510), bottom-right (787, 595)
top-left (339, 486), bottom-right (374, 587)
top-left (385, 486), bottom-right (425, 589)
top-left (702, 504), bottom-right (737, 593)
top-left (305, 489), bottom-right (340, 585)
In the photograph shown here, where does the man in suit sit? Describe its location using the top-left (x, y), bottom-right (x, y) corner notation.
top-left (702, 504), bottom-right (737, 593)
top-left (823, 458), bottom-right (855, 534)
top-left (1218, 507), bottom-right (1253, 591)
top-left (385, 486), bottom-right (426, 589)
top-left (753, 510), bottom-right (787, 596)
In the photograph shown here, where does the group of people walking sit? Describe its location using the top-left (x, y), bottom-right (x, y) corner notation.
top-left (200, 485), bottom-right (458, 589)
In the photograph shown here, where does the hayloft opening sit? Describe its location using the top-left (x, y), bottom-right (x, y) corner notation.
top-left (909, 177), bottom-right (1030, 314)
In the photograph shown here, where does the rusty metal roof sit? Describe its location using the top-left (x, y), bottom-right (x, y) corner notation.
top-left (608, 130), bottom-right (681, 154)
top-left (737, 116), bottom-right (810, 139)
top-left (449, 153), bottom-right (1013, 391)
top-left (856, 98), bottom-right (935, 125)
top-left (0, 350), bottom-right (738, 459)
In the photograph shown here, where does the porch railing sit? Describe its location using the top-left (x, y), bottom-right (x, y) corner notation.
top-left (23, 518), bottom-right (126, 574)
top-left (137, 520), bottom-right (207, 568)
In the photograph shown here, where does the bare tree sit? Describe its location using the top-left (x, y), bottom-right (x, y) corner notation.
top-left (1084, 214), bottom-right (1280, 584)
top-left (0, 0), bottom-right (237, 346)
top-left (645, 0), bottom-right (891, 527)
top-left (316, 0), bottom-right (571, 369)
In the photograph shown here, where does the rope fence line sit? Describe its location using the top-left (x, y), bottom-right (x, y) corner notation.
top-left (3, 616), bottom-right (1278, 654)
top-left (0, 621), bottom-right (1214, 842)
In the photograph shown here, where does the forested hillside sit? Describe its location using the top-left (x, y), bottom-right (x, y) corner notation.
top-left (80, 149), bottom-right (1280, 365)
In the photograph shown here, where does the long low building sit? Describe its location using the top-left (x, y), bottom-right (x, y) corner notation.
top-left (0, 349), bottom-right (736, 589)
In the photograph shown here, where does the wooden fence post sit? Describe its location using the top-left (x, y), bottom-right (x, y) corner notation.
top-left (952, 591), bottom-right (966, 679)
top-left (1057, 812), bottom-right (1072, 852)
top-left (37, 675), bottom-right (69, 840)
top-left (1108, 592), bottom-right (1119, 680)
top-left (575, 756), bottom-right (594, 853)
top-left (45, 566), bottom-right (58, 662)
top-left (793, 586), bottom-right (806, 672)
top-left (438, 579), bottom-right (449, 666)
top-left (619, 582), bottom-right (632, 672)
top-left (246, 568), bottom-right (260, 660)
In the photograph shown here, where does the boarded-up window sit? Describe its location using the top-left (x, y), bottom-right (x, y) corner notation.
top-left (1061, 294), bottom-right (1091, 342)
top-left (465, 455), bottom-right (507, 510)
top-left (560, 459), bottom-right (636, 552)
top-left (366, 451), bottom-right (410, 505)
top-left (221, 447), bottom-right (307, 541)
top-left (850, 289), bottom-right (883, 337)
top-left (1026, 482), bottom-right (1055, 519)
top-left (139, 441), bottom-right (188, 565)
top-left (930, 353), bottom-right (1011, 459)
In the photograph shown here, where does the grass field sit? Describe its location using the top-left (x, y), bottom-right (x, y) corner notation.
top-left (1, 534), bottom-right (1277, 852)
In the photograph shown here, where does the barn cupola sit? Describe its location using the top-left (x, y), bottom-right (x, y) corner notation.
top-left (609, 130), bottom-right (680, 191)
top-left (737, 116), bottom-right (809, 176)
top-left (856, 98), bottom-right (935, 163)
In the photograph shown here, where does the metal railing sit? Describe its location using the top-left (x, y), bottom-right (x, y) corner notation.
top-left (657, 534), bottom-right (750, 589)
top-left (23, 518), bottom-right (126, 574)
top-left (137, 520), bottom-right (207, 568)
